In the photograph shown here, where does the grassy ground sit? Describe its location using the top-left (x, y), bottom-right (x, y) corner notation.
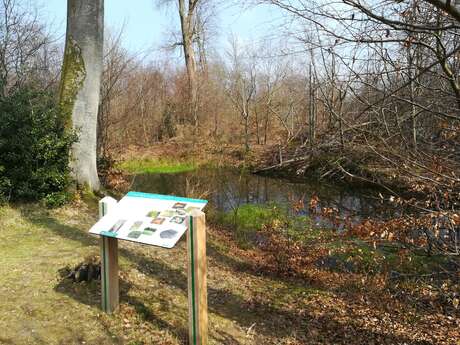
top-left (0, 201), bottom-right (458, 345)
top-left (117, 158), bottom-right (197, 175)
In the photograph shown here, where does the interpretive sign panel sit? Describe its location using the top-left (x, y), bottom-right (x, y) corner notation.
top-left (90, 191), bottom-right (207, 248)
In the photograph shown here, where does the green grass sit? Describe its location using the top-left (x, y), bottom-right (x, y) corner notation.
top-left (213, 203), bottom-right (313, 246)
top-left (0, 205), bottom-right (108, 344)
top-left (0, 202), bottom-right (325, 345)
top-left (219, 204), bottom-right (276, 231)
top-left (118, 158), bottom-right (197, 174)
top-left (214, 204), bottom-right (280, 245)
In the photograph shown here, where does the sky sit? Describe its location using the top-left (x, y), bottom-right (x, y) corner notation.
top-left (40, 0), bottom-right (282, 56)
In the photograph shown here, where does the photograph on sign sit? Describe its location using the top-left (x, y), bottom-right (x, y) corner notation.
top-left (89, 192), bottom-right (207, 248)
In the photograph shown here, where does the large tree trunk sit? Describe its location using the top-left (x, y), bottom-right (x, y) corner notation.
top-left (59, 0), bottom-right (103, 191)
top-left (178, 0), bottom-right (199, 132)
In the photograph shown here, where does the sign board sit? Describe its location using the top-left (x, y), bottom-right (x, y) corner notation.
top-left (90, 191), bottom-right (207, 248)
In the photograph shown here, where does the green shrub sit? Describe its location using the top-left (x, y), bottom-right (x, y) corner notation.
top-left (43, 191), bottom-right (73, 208)
top-left (0, 87), bottom-right (76, 203)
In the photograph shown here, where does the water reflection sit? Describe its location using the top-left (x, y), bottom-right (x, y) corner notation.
top-left (130, 167), bottom-right (395, 228)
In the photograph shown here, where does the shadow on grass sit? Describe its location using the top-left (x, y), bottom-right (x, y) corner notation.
top-left (0, 336), bottom-right (16, 344)
top-left (128, 295), bottom-right (189, 344)
top-left (207, 241), bottom-right (257, 273)
top-left (54, 271), bottom-right (189, 343)
top-left (23, 208), bottom-right (434, 345)
top-left (21, 208), bottom-right (99, 247)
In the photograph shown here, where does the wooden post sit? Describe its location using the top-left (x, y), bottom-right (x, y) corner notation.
top-left (187, 210), bottom-right (208, 345)
top-left (99, 196), bottom-right (119, 314)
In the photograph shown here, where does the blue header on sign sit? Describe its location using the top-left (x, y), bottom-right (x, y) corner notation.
top-left (126, 191), bottom-right (207, 204)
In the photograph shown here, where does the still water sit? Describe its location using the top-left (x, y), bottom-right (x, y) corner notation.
top-left (128, 166), bottom-right (395, 229)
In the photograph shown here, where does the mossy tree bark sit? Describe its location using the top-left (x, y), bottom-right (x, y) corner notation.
top-left (59, 0), bottom-right (104, 191)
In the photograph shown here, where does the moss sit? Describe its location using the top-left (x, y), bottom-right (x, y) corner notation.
top-left (58, 36), bottom-right (86, 128)
top-left (118, 158), bottom-right (197, 174)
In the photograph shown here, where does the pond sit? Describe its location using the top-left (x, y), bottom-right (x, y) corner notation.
top-left (128, 166), bottom-right (397, 230)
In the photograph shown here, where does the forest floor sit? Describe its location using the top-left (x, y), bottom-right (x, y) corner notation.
top-left (0, 198), bottom-right (459, 345)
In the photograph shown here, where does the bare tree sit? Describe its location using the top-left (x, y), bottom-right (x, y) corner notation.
top-left (0, 0), bottom-right (55, 97)
top-left (59, 0), bottom-right (104, 191)
top-left (97, 27), bottom-right (139, 158)
top-left (157, 0), bottom-right (216, 134)
top-left (225, 38), bottom-right (257, 152)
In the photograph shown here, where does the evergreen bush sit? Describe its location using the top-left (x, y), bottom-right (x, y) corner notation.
top-left (0, 87), bottom-right (76, 205)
